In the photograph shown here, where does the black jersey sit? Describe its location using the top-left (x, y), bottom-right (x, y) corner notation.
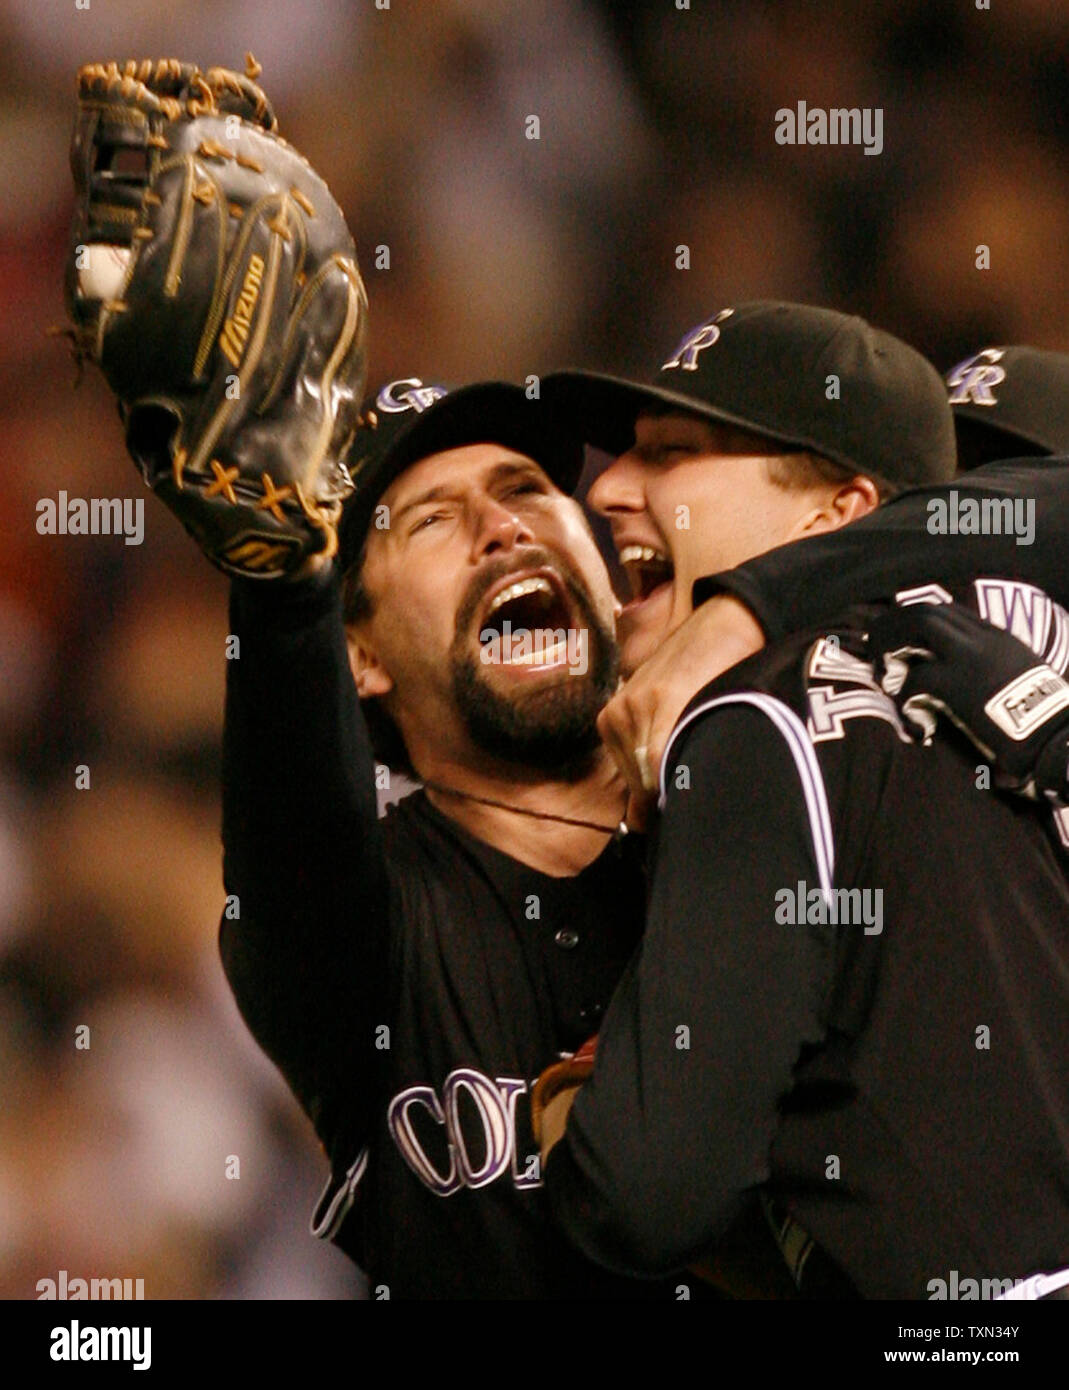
top-left (218, 574), bottom-right (694, 1299)
top-left (544, 621), bottom-right (1069, 1298)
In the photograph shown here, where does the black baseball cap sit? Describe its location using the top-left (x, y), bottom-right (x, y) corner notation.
top-left (338, 377), bottom-right (585, 568)
top-left (543, 301), bottom-right (957, 489)
top-left (945, 346), bottom-right (1069, 469)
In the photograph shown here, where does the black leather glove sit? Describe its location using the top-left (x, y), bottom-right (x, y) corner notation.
top-left (64, 56), bottom-right (368, 578)
top-left (868, 602), bottom-right (1069, 802)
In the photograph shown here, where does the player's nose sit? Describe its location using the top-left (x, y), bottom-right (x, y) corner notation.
top-left (469, 493), bottom-right (535, 561)
top-left (587, 451), bottom-right (647, 518)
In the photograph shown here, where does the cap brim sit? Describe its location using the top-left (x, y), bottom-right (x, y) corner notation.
top-left (951, 410), bottom-right (1052, 470)
top-left (951, 403), bottom-right (1054, 455)
top-left (542, 370), bottom-right (827, 457)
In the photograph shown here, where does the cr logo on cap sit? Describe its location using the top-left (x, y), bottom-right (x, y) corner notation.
top-left (662, 308), bottom-right (735, 372)
top-left (377, 378), bottom-right (449, 414)
top-left (946, 349), bottom-right (1006, 407)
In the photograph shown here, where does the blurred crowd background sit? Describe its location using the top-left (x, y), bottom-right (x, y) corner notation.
top-left (2, 0), bottom-right (1068, 1301)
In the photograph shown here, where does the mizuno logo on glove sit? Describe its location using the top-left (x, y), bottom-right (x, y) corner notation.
top-left (220, 253), bottom-right (265, 367)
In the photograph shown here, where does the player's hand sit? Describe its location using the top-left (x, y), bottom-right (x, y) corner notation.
top-left (869, 602), bottom-right (1069, 802)
top-left (530, 1037), bottom-right (598, 1165)
top-left (598, 595), bottom-right (766, 830)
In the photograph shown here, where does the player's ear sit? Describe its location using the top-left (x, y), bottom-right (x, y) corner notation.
top-left (345, 625), bottom-right (394, 698)
top-left (791, 475), bottom-right (880, 540)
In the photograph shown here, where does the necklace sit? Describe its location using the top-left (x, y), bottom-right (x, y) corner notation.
top-left (421, 778), bottom-right (630, 838)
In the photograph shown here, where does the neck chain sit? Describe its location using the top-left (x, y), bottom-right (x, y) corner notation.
top-left (421, 778), bottom-right (630, 839)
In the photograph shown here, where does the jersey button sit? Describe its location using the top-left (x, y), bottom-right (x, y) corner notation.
top-left (579, 1002), bottom-right (603, 1022)
top-left (554, 928), bottom-right (579, 949)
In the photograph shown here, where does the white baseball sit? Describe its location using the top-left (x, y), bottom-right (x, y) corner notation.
top-left (77, 243), bottom-right (131, 301)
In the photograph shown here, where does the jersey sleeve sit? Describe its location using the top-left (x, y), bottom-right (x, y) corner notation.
top-left (219, 568), bottom-right (391, 1169)
top-left (695, 458), bottom-right (1069, 641)
top-left (543, 701), bottom-right (838, 1277)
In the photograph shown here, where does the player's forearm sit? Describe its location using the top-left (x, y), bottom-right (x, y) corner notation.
top-left (221, 566), bottom-right (382, 897)
top-left (696, 458), bottom-right (1069, 641)
top-left (219, 567), bottom-right (389, 1151)
top-left (546, 707), bottom-right (833, 1275)
top-left (542, 957), bottom-right (700, 1278)
top-left (545, 952), bottom-right (803, 1278)
top-left (219, 564), bottom-right (388, 1029)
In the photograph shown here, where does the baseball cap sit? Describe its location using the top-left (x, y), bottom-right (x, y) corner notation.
top-left (543, 301), bottom-right (957, 489)
top-left (945, 346), bottom-right (1069, 469)
top-left (338, 377), bottom-right (585, 568)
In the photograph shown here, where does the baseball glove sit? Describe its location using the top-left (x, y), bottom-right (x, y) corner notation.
top-left (63, 55), bottom-right (368, 578)
top-left (869, 602), bottom-right (1069, 802)
top-left (530, 1036), bottom-right (598, 1162)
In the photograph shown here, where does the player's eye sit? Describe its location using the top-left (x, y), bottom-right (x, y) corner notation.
top-left (410, 511), bottom-right (448, 535)
top-left (505, 480), bottom-right (544, 498)
top-left (635, 442), bottom-right (691, 464)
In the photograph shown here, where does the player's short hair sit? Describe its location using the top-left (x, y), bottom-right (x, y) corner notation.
top-left (764, 450), bottom-right (900, 503)
top-left (341, 549), bottom-right (419, 779)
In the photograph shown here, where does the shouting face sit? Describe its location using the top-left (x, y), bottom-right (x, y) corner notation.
top-left (348, 444), bottom-right (619, 775)
top-left (587, 411), bottom-right (877, 675)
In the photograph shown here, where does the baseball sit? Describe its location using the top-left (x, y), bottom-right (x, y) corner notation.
top-left (77, 242), bottom-right (130, 301)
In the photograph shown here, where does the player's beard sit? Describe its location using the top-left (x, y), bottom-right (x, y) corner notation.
top-left (449, 553), bottom-right (619, 776)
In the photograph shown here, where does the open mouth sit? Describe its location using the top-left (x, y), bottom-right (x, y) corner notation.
top-left (617, 544), bottom-right (674, 608)
top-left (477, 571), bottom-right (578, 667)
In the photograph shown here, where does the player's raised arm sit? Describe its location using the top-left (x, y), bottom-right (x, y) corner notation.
top-left (63, 56), bottom-right (367, 582)
top-left (60, 56), bottom-right (384, 1157)
top-left (698, 346), bottom-right (1069, 639)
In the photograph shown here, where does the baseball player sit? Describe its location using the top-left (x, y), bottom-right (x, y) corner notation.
top-left (947, 344), bottom-right (1069, 469)
top-left (225, 366), bottom-right (825, 1300)
top-left (220, 374), bottom-right (679, 1300)
top-left (591, 339), bottom-right (1069, 813)
top-left (536, 306), bottom-right (1069, 1297)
